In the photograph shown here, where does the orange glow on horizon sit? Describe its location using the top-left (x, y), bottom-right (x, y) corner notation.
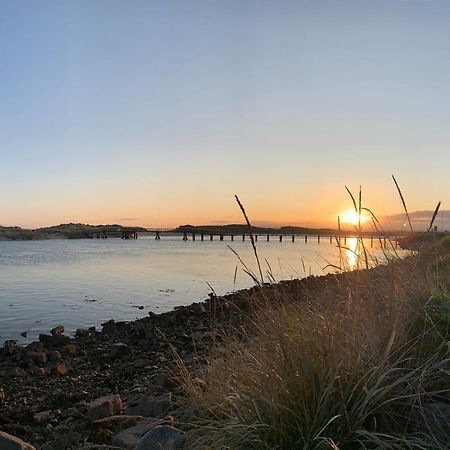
top-left (340, 210), bottom-right (370, 227)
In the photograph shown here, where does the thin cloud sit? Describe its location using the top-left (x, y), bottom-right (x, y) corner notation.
top-left (381, 210), bottom-right (450, 231)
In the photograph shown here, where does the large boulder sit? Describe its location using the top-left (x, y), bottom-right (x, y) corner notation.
top-left (0, 431), bottom-right (36, 450)
top-left (134, 425), bottom-right (183, 450)
top-left (87, 394), bottom-right (123, 421)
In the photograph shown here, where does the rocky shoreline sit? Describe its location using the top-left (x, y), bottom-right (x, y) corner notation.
top-left (0, 267), bottom-right (398, 449)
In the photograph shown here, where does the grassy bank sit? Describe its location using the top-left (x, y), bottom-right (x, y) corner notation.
top-left (180, 238), bottom-right (450, 449)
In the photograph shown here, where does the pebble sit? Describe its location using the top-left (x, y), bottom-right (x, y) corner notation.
top-left (55, 361), bottom-right (69, 376)
top-left (110, 342), bottom-right (129, 359)
top-left (33, 410), bottom-right (51, 423)
top-left (134, 358), bottom-right (152, 369)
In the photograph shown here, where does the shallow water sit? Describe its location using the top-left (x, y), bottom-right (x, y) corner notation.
top-left (0, 235), bottom-right (402, 343)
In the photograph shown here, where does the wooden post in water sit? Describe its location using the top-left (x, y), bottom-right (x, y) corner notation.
top-left (231, 235), bottom-right (234, 241)
top-left (220, 234), bottom-right (224, 241)
top-left (201, 233), bottom-right (204, 241)
top-left (344, 236), bottom-right (347, 245)
top-left (192, 233), bottom-right (196, 241)
top-left (305, 235), bottom-right (308, 243)
top-left (242, 234), bottom-right (245, 241)
top-left (370, 236), bottom-right (373, 247)
top-left (183, 232), bottom-right (188, 241)
top-left (155, 231), bottom-right (161, 240)
top-left (317, 234), bottom-right (320, 243)
top-left (279, 235), bottom-right (283, 242)
top-left (329, 236), bottom-right (332, 244)
top-left (255, 235), bottom-right (258, 241)
top-left (210, 234), bottom-right (213, 241)
top-left (267, 234), bottom-right (270, 241)
top-left (292, 235), bottom-right (295, 242)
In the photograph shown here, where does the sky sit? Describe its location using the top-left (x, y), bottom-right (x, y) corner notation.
top-left (1, 0), bottom-right (450, 230)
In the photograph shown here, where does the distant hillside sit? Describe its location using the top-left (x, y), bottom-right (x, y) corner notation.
top-left (172, 224), bottom-right (335, 235)
top-left (0, 224), bottom-right (148, 240)
top-left (38, 223), bottom-right (148, 239)
top-left (0, 226), bottom-right (45, 240)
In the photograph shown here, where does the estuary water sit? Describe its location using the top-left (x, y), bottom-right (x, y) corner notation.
top-left (0, 235), bottom-right (402, 343)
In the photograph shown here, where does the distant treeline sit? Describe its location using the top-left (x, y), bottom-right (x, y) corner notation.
top-left (172, 224), bottom-right (413, 237)
top-left (173, 224), bottom-right (335, 235)
top-left (0, 223), bottom-right (147, 240)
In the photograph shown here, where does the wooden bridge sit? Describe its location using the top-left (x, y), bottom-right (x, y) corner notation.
top-left (146, 230), bottom-right (402, 248)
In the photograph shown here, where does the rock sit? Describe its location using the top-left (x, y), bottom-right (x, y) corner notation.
top-left (20, 331), bottom-right (27, 338)
top-left (75, 328), bottom-right (89, 337)
top-left (26, 351), bottom-right (47, 364)
top-left (33, 410), bottom-right (51, 422)
top-left (156, 373), bottom-right (178, 390)
top-left (111, 419), bottom-right (156, 448)
top-left (87, 394), bottom-right (123, 421)
top-left (0, 387), bottom-right (5, 402)
top-left (55, 361), bottom-right (69, 376)
top-left (0, 431), bottom-right (36, 450)
top-left (32, 366), bottom-right (49, 376)
top-left (134, 425), bottom-right (183, 450)
top-left (63, 344), bottom-right (77, 355)
top-left (134, 358), bottom-right (152, 369)
top-left (46, 351), bottom-right (61, 361)
top-left (39, 333), bottom-right (71, 347)
top-left (50, 325), bottom-right (64, 335)
top-left (45, 425), bottom-right (80, 448)
top-left (9, 367), bottom-right (26, 377)
top-left (3, 340), bottom-right (17, 355)
top-left (25, 341), bottom-right (44, 353)
top-left (126, 394), bottom-right (172, 418)
top-left (110, 342), bottom-right (129, 359)
top-left (102, 320), bottom-right (117, 335)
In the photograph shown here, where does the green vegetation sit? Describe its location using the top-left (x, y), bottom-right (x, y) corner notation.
top-left (0, 223), bottom-right (147, 240)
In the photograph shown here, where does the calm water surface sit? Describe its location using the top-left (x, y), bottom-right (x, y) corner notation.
top-left (0, 235), bottom-right (402, 343)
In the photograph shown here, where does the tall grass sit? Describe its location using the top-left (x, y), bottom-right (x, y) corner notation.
top-left (179, 185), bottom-right (450, 449)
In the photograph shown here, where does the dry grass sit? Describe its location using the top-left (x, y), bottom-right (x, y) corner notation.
top-left (178, 185), bottom-right (450, 449)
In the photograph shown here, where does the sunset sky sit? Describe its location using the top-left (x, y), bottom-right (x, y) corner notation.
top-left (1, 1), bottom-right (450, 230)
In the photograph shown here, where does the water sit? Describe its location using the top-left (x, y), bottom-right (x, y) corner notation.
top-left (0, 235), bottom-right (401, 343)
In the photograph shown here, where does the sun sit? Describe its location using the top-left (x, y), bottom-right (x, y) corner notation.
top-left (341, 210), bottom-right (369, 226)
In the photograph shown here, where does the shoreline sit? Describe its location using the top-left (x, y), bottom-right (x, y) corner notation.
top-left (0, 263), bottom-right (403, 449)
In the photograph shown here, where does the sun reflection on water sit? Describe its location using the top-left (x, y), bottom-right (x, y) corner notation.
top-left (345, 237), bottom-right (359, 270)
